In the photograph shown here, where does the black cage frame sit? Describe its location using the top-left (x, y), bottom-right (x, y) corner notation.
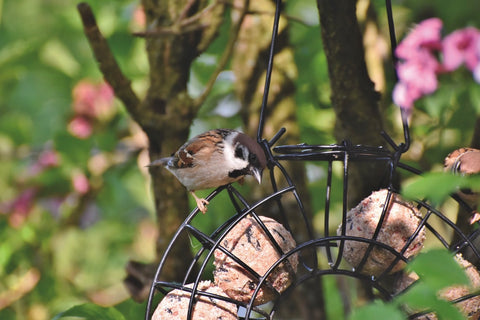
top-left (144, 1), bottom-right (480, 319)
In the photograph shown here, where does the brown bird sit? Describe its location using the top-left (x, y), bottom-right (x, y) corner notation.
top-left (149, 129), bottom-right (267, 213)
top-left (444, 147), bottom-right (480, 223)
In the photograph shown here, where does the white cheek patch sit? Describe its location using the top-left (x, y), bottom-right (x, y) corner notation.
top-left (223, 140), bottom-right (249, 172)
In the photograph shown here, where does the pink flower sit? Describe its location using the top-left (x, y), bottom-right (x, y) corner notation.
top-left (0, 188), bottom-right (36, 228)
top-left (72, 80), bottom-right (114, 119)
top-left (94, 82), bottom-right (115, 119)
top-left (68, 116), bottom-right (93, 139)
top-left (28, 148), bottom-right (60, 176)
top-left (38, 149), bottom-right (60, 168)
top-left (442, 27), bottom-right (480, 71)
top-left (72, 172), bottom-right (90, 194)
top-left (392, 82), bottom-right (421, 111)
top-left (396, 18), bottom-right (443, 60)
top-left (394, 47), bottom-right (440, 110)
top-left (397, 50), bottom-right (440, 96)
top-left (73, 81), bottom-right (98, 117)
top-left (393, 18), bottom-right (444, 111)
top-left (132, 6), bottom-right (146, 29)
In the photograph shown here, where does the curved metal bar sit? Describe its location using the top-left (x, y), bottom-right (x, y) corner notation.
top-left (243, 235), bottom-right (411, 318)
top-left (144, 186), bottom-right (226, 319)
top-left (257, 0), bottom-right (282, 143)
top-left (146, 1), bottom-right (480, 319)
top-left (354, 189), bottom-right (395, 273)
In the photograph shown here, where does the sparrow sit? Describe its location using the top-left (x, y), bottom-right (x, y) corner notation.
top-left (149, 129), bottom-right (267, 214)
top-left (444, 147), bottom-right (480, 223)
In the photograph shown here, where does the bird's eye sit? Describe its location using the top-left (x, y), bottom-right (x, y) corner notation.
top-left (235, 146), bottom-right (244, 159)
top-left (249, 152), bottom-right (257, 163)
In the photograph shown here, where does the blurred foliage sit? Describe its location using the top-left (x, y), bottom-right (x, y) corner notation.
top-left (351, 250), bottom-right (471, 320)
top-left (52, 303), bottom-right (126, 320)
top-left (0, 0), bottom-right (480, 319)
top-left (403, 172), bottom-right (480, 205)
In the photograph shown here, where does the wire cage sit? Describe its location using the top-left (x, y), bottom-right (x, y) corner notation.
top-left (145, 1), bottom-right (480, 319)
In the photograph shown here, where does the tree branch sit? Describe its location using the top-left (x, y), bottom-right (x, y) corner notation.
top-left (317, 0), bottom-right (388, 207)
top-left (193, 0), bottom-right (250, 108)
top-left (133, 1), bottom-right (218, 38)
top-left (77, 2), bottom-right (142, 124)
top-left (221, 0), bottom-right (312, 27)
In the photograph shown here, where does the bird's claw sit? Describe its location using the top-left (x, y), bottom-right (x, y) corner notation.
top-left (196, 198), bottom-right (209, 214)
top-left (470, 211), bottom-right (480, 225)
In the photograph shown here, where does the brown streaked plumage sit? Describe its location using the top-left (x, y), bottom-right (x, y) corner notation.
top-left (444, 147), bottom-right (480, 223)
top-left (149, 129), bottom-right (267, 213)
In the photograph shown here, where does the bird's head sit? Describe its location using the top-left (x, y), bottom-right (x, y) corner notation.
top-left (226, 131), bottom-right (267, 184)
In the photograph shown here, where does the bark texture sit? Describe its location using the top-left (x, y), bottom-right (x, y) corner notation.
top-left (317, 0), bottom-right (388, 208)
top-left (232, 1), bottom-right (325, 318)
top-left (78, 0), bottom-right (228, 301)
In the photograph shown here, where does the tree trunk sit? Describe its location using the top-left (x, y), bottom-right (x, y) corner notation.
top-left (124, 0), bottom-right (226, 301)
top-left (232, 1), bottom-right (325, 318)
top-left (317, 0), bottom-right (387, 208)
top-left (316, 0), bottom-right (391, 310)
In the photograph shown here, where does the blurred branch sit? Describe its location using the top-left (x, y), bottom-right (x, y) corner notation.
top-left (77, 3), bottom-right (142, 124)
top-left (133, 24), bottom-right (209, 37)
top-left (221, 0), bottom-right (312, 26)
top-left (193, 0), bottom-right (250, 108)
top-left (133, 1), bottom-right (218, 37)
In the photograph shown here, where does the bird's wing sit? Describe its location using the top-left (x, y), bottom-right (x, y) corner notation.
top-left (173, 130), bottom-right (224, 169)
top-left (457, 150), bottom-right (480, 175)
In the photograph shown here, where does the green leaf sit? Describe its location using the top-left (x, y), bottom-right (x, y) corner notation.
top-left (393, 251), bottom-right (470, 320)
top-left (401, 172), bottom-right (477, 204)
top-left (349, 300), bottom-right (406, 320)
top-left (0, 40), bottom-right (33, 68)
top-left (433, 299), bottom-right (468, 320)
top-left (0, 113), bottom-right (33, 145)
top-left (395, 282), bottom-right (439, 310)
top-left (54, 131), bottom-right (93, 167)
top-left (396, 283), bottom-right (465, 320)
top-left (40, 39), bottom-right (80, 77)
top-left (469, 82), bottom-right (480, 114)
top-left (52, 303), bottom-right (126, 320)
top-left (94, 127), bottom-right (118, 152)
top-left (407, 249), bottom-right (469, 291)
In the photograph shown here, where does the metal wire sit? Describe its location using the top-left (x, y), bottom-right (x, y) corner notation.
top-left (144, 0), bottom-right (480, 319)
top-left (257, 0), bottom-right (282, 143)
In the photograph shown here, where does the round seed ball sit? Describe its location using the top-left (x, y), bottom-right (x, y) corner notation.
top-left (439, 254), bottom-right (480, 319)
top-left (213, 215), bottom-right (298, 305)
top-left (338, 189), bottom-right (426, 276)
top-left (152, 281), bottom-right (237, 320)
top-left (395, 254), bottom-right (480, 319)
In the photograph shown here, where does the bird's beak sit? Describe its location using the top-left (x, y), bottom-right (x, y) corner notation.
top-left (251, 167), bottom-right (263, 184)
top-left (146, 159), bottom-right (163, 167)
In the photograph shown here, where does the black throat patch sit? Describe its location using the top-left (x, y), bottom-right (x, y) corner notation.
top-left (228, 167), bottom-right (249, 179)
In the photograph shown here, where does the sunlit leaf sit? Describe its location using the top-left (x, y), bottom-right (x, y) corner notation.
top-left (349, 300), bottom-right (406, 320)
top-left (52, 303), bottom-right (126, 320)
top-left (401, 172), bottom-right (479, 204)
top-left (469, 83), bottom-right (480, 114)
top-left (0, 113), bottom-right (33, 145)
top-left (54, 131), bottom-right (93, 167)
top-left (0, 40), bottom-right (33, 67)
top-left (395, 283), bottom-right (465, 320)
top-left (407, 249), bottom-right (469, 290)
top-left (40, 39), bottom-right (80, 77)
